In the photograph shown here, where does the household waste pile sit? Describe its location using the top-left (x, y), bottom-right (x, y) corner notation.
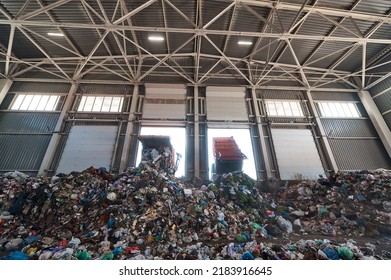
top-left (0, 154), bottom-right (390, 259)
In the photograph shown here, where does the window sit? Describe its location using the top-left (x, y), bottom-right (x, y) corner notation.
top-left (10, 94), bottom-right (61, 111)
top-left (317, 102), bottom-right (360, 118)
top-left (265, 100), bottom-right (304, 117)
top-left (77, 96), bottom-right (124, 112)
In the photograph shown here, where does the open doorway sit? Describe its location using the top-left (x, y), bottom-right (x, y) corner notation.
top-left (207, 128), bottom-right (257, 180)
top-left (136, 127), bottom-right (186, 177)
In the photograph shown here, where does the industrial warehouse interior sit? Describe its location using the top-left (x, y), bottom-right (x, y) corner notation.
top-left (0, 0), bottom-right (391, 262)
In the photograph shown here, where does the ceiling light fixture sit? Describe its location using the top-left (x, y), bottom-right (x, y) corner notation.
top-left (238, 41), bottom-right (252, 46)
top-left (47, 31), bottom-right (65, 37)
top-left (148, 35), bottom-right (164, 41)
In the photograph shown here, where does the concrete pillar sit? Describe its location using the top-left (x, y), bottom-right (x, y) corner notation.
top-left (0, 79), bottom-right (13, 105)
top-left (358, 90), bottom-right (391, 158)
top-left (120, 84), bottom-right (139, 171)
top-left (251, 87), bottom-right (272, 179)
top-left (305, 90), bottom-right (339, 172)
top-left (38, 83), bottom-right (79, 176)
top-left (194, 85), bottom-right (200, 178)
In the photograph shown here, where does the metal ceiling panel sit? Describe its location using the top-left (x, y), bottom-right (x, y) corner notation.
top-left (231, 5), bottom-right (265, 33)
top-left (317, 0), bottom-right (357, 10)
top-left (130, 1), bottom-right (164, 28)
top-left (0, 0), bottom-right (391, 88)
top-left (355, 0), bottom-right (391, 14)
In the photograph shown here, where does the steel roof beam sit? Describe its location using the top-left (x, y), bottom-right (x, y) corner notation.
top-left (80, 0), bottom-right (129, 77)
top-left (222, 4), bottom-right (236, 54)
top-left (315, 11), bottom-right (361, 38)
top-left (216, 0), bottom-right (391, 24)
top-left (19, 0), bottom-right (71, 21)
top-left (2, 19), bottom-right (391, 44)
top-left (16, 0), bottom-right (32, 18)
top-left (161, 0), bottom-right (170, 54)
top-left (194, 0), bottom-right (202, 83)
top-left (5, 25), bottom-right (15, 76)
top-left (36, 0), bottom-right (81, 56)
top-left (4, 54), bottom-right (67, 80)
top-left (139, 35), bottom-right (196, 81)
top-left (164, 0), bottom-right (197, 28)
top-left (241, 4), bottom-right (283, 33)
top-left (203, 2), bottom-right (235, 29)
top-left (73, 30), bottom-right (109, 78)
top-left (80, 0), bottom-right (106, 23)
top-left (204, 35), bottom-right (253, 85)
top-left (12, 60), bottom-right (45, 78)
top-left (120, 0), bottom-right (142, 58)
top-left (96, 0), bottom-right (110, 22)
top-left (113, 0), bottom-right (158, 25)
top-left (17, 26), bottom-right (70, 79)
top-left (111, 32), bottom-right (136, 79)
top-left (115, 30), bottom-right (194, 83)
top-left (362, 43), bottom-right (366, 88)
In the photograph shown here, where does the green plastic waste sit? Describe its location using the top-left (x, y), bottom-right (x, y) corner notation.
top-left (251, 222), bottom-right (263, 230)
top-left (76, 251), bottom-right (91, 260)
top-left (338, 246), bottom-right (354, 260)
top-left (235, 234), bottom-right (247, 243)
top-left (319, 207), bottom-right (328, 218)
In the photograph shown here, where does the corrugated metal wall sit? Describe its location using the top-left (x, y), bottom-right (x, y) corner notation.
top-left (321, 119), bottom-right (377, 137)
top-left (0, 81), bottom-right (70, 175)
top-left (373, 91), bottom-right (391, 113)
top-left (0, 112), bottom-right (61, 174)
top-left (0, 135), bottom-right (51, 174)
top-left (0, 112), bottom-right (60, 133)
top-left (9, 81), bottom-right (71, 93)
top-left (313, 91), bottom-right (390, 170)
top-left (329, 139), bottom-right (390, 170)
top-left (367, 77), bottom-right (391, 130)
top-left (256, 89), bottom-right (304, 100)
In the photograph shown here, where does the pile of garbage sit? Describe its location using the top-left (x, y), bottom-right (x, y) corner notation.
top-left (0, 146), bottom-right (390, 259)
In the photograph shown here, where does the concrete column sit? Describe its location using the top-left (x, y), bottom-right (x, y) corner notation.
top-left (251, 87), bottom-right (272, 179)
top-left (0, 79), bottom-right (13, 105)
top-left (194, 85), bottom-right (200, 178)
top-left (38, 82), bottom-right (79, 176)
top-left (358, 90), bottom-right (391, 158)
top-left (305, 90), bottom-right (339, 172)
top-left (120, 84), bottom-right (139, 171)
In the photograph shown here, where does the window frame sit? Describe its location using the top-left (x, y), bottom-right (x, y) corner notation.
top-left (10, 94), bottom-right (62, 111)
top-left (316, 101), bottom-right (361, 118)
top-left (264, 100), bottom-right (304, 117)
top-left (77, 95), bottom-right (124, 113)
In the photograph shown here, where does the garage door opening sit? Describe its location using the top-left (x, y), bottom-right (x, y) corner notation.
top-left (208, 129), bottom-right (256, 180)
top-left (136, 127), bottom-right (186, 177)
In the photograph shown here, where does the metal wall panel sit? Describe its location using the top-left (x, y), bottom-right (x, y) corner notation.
top-left (320, 119), bottom-right (377, 137)
top-left (256, 89), bottom-right (304, 100)
top-left (311, 91), bottom-right (359, 101)
top-left (373, 91), bottom-right (391, 113)
top-left (0, 112), bottom-right (60, 133)
top-left (329, 139), bottom-right (390, 170)
top-left (206, 86), bottom-right (247, 121)
top-left (271, 129), bottom-right (324, 180)
top-left (0, 135), bottom-right (51, 173)
top-left (369, 77), bottom-right (391, 96)
top-left (56, 125), bottom-right (118, 174)
top-left (0, 93), bottom-right (15, 109)
top-left (143, 84), bottom-right (186, 120)
top-left (384, 113), bottom-right (391, 130)
top-left (9, 82), bottom-right (71, 93)
top-left (77, 84), bottom-right (133, 95)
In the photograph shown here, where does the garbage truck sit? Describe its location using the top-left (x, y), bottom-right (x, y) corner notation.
top-left (211, 136), bottom-right (247, 175)
top-left (138, 135), bottom-right (181, 175)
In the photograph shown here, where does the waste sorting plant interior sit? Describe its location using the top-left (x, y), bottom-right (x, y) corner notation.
top-left (0, 0), bottom-right (391, 260)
